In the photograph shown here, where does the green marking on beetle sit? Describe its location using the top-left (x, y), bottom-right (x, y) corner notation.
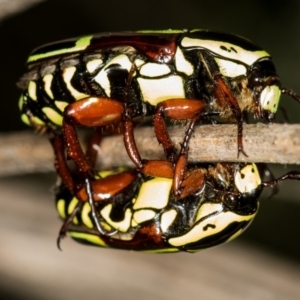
top-left (69, 231), bottom-right (108, 247)
top-left (56, 199), bottom-right (66, 219)
top-left (142, 248), bottom-right (179, 253)
top-left (28, 35), bottom-right (93, 63)
top-left (136, 29), bottom-right (184, 34)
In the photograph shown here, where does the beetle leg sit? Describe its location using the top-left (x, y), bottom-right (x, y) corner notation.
top-left (122, 113), bottom-right (144, 169)
top-left (57, 201), bottom-right (84, 250)
top-left (63, 97), bottom-right (124, 175)
top-left (140, 160), bottom-right (174, 178)
top-left (49, 133), bottom-right (124, 239)
top-left (153, 99), bottom-right (211, 196)
top-left (178, 168), bottom-right (206, 199)
top-left (50, 134), bottom-right (75, 194)
top-left (123, 98), bottom-right (206, 179)
top-left (154, 98), bottom-right (207, 163)
top-left (122, 108), bottom-right (175, 178)
top-left (85, 129), bottom-right (102, 168)
top-left (214, 74), bottom-right (248, 157)
top-left (172, 115), bottom-right (198, 197)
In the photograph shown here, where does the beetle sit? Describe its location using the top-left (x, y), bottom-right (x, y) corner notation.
top-left (55, 160), bottom-right (300, 252)
top-left (18, 29), bottom-right (300, 187)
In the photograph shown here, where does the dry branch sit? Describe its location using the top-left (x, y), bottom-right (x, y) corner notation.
top-left (0, 0), bottom-right (44, 21)
top-left (1, 124), bottom-right (300, 177)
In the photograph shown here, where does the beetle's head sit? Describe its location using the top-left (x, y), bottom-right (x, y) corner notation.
top-left (220, 163), bottom-right (262, 215)
top-left (247, 58), bottom-right (281, 121)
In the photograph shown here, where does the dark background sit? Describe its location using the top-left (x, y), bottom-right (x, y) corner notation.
top-left (1, 1), bottom-right (300, 299)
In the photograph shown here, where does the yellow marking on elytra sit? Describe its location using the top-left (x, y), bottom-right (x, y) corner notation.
top-left (98, 170), bottom-right (116, 178)
top-left (175, 47), bottom-right (194, 76)
top-left (21, 114), bottom-right (31, 126)
top-left (136, 29), bottom-right (184, 34)
top-left (142, 248), bottom-right (179, 253)
top-left (160, 209), bottom-right (177, 232)
top-left (140, 62), bottom-right (171, 77)
top-left (86, 59), bottom-right (103, 73)
top-left (134, 58), bottom-right (145, 68)
top-left (69, 231), bottom-right (108, 247)
top-left (81, 203), bottom-right (93, 228)
top-left (63, 66), bottom-right (89, 100)
top-left (55, 101), bottom-right (68, 112)
top-left (94, 54), bottom-right (132, 97)
top-left (131, 219), bottom-right (138, 227)
top-left (100, 204), bottom-right (132, 232)
top-left (214, 58), bottom-right (247, 78)
top-left (169, 209), bottom-right (255, 247)
top-left (195, 203), bottom-right (223, 222)
top-left (28, 35), bottom-right (93, 63)
top-left (99, 221), bottom-right (113, 232)
top-left (137, 76), bottom-right (185, 106)
top-left (19, 95), bottom-right (25, 110)
top-left (21, 114), bottom-right (45, 126)
top-left (133, 177), bottom-right (172, 210)
top-left (133, 209), bottom-right (156, 224)
top-left (226, 205), bottom-right (258, 243)
top-left (181, 37), bottom-right (270, 66)
top-left (28, 81), bottom-right (37, 100)
top-left (68, 197), bottom-right (79, 224)
top-left (98, 167), bottom-right (128, 178)
top-left (234, 163), bottom-right (261, 194)
top-left (56, 199), bottom-right (66, 219)
top-left (42, 107), bottom-right (63, 125)
top-left (226, 229), bottom-right (243, 243)
top-left (43, 74), bottom-right (54, 99)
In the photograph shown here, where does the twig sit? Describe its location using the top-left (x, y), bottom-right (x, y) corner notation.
top-left (1, 124), bottom-right (300, 177)
top-left (0, 0), bottom-right (45, 21)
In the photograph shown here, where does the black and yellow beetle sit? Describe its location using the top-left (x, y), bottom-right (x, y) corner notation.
top-left (18, 29), bottom-right (300, 185)
top-left (55, 161), bottom-right (300, 252)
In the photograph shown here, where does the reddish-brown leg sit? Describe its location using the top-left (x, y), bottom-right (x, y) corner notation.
top-left (214, 74), bottom-right (247, 157)
top-left (85, 129), bottom-right (102, 168)
top-left (153, 99), bottom-right (207, 163)
top-left (50, 135), bottom-right (76, 194)
top-left (124, 98), bottom-right (209, 194)
top-left (49, 133), bottom-right (137, 238)
top-left (150, 99), bottom-right (208, 196)
top-left (178, 168), bottom-right (206, 199)
top-left (173, 115), bottom-right (200, 197)
top-left (57, 201), bottom-right (83, 250)
top-left (63, 97), bottom-right (124, 175)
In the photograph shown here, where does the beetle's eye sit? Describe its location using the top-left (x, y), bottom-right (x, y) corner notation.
top-left (248, 69), bottom-right (264, 87)
top-left (223, 194), bottom-right (238, 208)
top-left (248, 59), bottom-right (279, 88)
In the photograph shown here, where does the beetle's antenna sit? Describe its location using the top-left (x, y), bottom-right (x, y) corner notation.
top-left (261, 171), bottom-right (300, 188)
top-left (281, 88), bottom-right (300, 103)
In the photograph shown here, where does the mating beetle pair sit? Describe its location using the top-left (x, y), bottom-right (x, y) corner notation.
top-left (18, 30), bottom-right (300, 176)
top-left (18, 29), bottom-right (300, 251)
